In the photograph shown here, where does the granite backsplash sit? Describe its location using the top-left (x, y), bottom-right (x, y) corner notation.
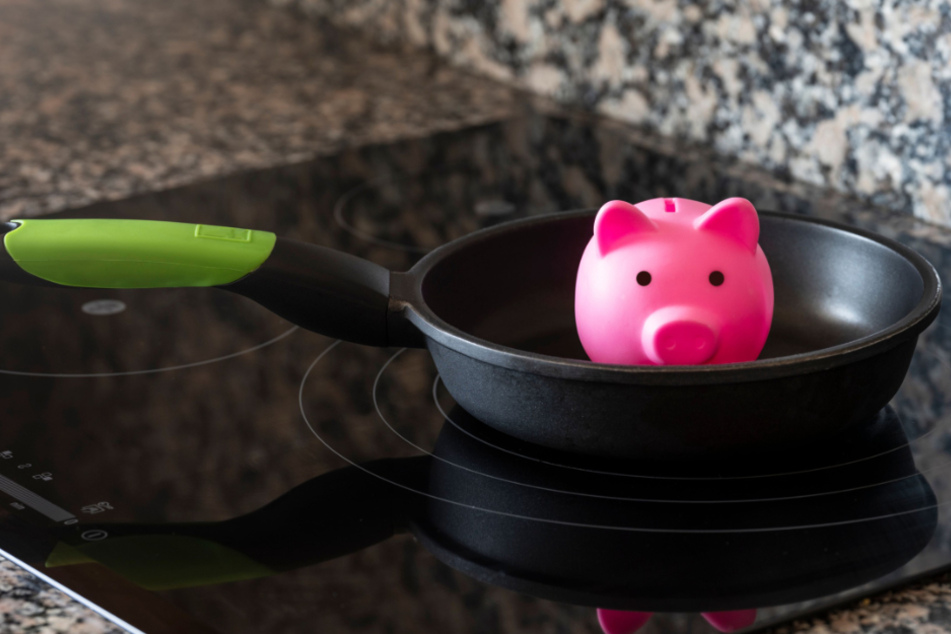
top-left (273, 0), bottom-right (951, 226)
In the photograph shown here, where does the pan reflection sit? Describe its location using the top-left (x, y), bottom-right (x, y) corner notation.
top-left (34, 405), bottom-right (937, 633)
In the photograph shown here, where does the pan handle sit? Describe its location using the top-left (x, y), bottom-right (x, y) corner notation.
top-left (0, 218), bottom-right (407, 347)
top-left (45, 458), bottom-right (427, 590)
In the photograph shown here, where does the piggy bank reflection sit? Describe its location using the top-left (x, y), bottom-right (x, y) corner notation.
top-left (575, 197), bottom-right (774, 365)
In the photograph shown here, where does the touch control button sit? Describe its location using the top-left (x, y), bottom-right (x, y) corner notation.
top-left (81, 530), bottom-right (108, 541)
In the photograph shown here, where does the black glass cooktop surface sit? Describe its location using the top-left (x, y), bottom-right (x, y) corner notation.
top-left (0, 110), bottom-right (949, 634)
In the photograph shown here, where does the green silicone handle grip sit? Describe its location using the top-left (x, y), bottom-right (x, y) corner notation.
top-left (46, 536), bottom-right (274, 591)
top-left (3, 219), bottom-right (277, 288)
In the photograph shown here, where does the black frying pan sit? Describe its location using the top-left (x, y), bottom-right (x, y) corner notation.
top-left (0, 210), bottom-right (940, 460)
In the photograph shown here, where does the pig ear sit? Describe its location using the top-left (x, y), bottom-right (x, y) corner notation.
top-left (594, 200), bottom-right (657, 255)
top-left (693, 198), bottom-right (759, 254)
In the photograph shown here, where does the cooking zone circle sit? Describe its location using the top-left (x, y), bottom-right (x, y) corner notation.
top-left (0, 285), bottom-right (296, 377)
top-left (299, 339), bottom-right (949, 532)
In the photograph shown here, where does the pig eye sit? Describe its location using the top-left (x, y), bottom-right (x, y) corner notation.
top-left (636, 271), bottom-right (652, 286)
top-left (709, 271), bottom-right (725, 286)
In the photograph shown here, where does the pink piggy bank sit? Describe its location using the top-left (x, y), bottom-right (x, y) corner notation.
top-left (575, 197), bottom-right (773, 365)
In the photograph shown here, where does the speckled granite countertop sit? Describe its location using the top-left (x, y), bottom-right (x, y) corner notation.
top-left (761, 571), bottom-right (951, 634)
top-left (0, 0), bottom-right (521, 219)
top-left (1, 0), bottom-right (951, 633)
top-left (0, 558), bottom-right (123, 634)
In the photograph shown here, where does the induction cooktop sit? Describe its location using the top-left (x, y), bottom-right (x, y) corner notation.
top-left (0, 109), bottom-right (949, 634)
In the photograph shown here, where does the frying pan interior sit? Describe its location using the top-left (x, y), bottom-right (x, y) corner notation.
top-left (420, 213), bottom-right (926, 361)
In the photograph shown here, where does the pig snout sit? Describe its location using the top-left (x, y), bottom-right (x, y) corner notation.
top-left (642, 307), bottom-right (719, 365)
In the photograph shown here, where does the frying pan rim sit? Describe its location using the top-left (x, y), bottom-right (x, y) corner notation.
top-left (400, 210), bottom-right (942, 386)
